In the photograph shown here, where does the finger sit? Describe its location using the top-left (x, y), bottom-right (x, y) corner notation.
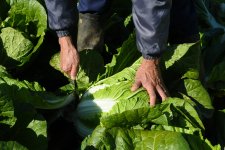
top-left (131, 80), bottom-right (142, 92)
top-left (70, 65), bottom-right (78, 80)
top-left (144, 85), bottom-right (157, 107)
top-left (156, 85), bottom-right (168, 101)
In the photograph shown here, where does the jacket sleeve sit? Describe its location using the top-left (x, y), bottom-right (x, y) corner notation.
top-left (132, 0), bottom-right (172, 59)
top-left (44, 0), bottom-right (76, 37)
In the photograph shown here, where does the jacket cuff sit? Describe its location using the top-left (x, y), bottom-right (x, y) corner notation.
top-left (56, 30), bottom-right (71, 38)
top-left (142, 54), bottom-right (161, 60)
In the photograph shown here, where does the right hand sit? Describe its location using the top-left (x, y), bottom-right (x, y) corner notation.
top-left (131, 58), bottom-right (169, 106)
top-left (58, 36), bottom-right (80, 80)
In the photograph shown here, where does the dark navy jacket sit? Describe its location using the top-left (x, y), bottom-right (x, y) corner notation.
top-left (44, 0), bottom-right (199, 59)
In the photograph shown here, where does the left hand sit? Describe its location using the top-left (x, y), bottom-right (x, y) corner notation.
top-left (131, 58), bottom-right (169, 106)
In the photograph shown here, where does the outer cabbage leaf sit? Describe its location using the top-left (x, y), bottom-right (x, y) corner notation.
top-left (183, 79), bottom-right (213, 110)
top-left (151, 124), bottom-right (201, 136)
top-left (101, 98), bottom-right (204, 130)
top-left (82, 126), bottom-right (219, 150)
top-left (0, 77), bottom-right (75, 110)
top-left (101, 102), bottom-right (170, 129)
top-left (0, 66), bottom-right (75, 110)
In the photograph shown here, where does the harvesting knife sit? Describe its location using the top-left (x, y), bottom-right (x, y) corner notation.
top-left (61, 80), bottom-right (79, 121)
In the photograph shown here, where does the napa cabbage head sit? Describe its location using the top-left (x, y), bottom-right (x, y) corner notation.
top-left (74, 59), bottom-right (149, 137)
top-left (0, 0), bottom-right (47, 69)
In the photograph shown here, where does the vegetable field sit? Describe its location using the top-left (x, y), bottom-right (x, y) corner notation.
top-left (0, 0), bottom-right (225, 149)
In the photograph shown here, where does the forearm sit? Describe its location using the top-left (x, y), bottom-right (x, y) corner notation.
top-left (132, 0), bottom-right (172, 59)
top-left (44, 0), bottom-right (77, 37)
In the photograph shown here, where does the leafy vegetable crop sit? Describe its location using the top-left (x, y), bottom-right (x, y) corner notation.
top-left (0, 0), bottom-right (225, 149)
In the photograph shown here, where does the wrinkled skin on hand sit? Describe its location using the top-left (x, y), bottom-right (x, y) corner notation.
top-left (59, 36), bottom-right (80, 80)
top-left (131, 58), bottom-right (169, 106)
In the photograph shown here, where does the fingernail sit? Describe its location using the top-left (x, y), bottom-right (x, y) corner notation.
top-left (150, 104), bottom-right (154, 108)
top-left (131, 88), bottom-right (134, 92)
top-left (71, 76), bottom-right (75, 80)
top-left (148, 102), bottom-right (154, 108)
top-left (131, 85), bottom-right (138, 92)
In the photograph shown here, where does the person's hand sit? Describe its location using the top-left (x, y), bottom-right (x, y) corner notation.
top-left (131, 58), bottom-right (169, 107)
top-left (58, 36), bottom-right (80, 80)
